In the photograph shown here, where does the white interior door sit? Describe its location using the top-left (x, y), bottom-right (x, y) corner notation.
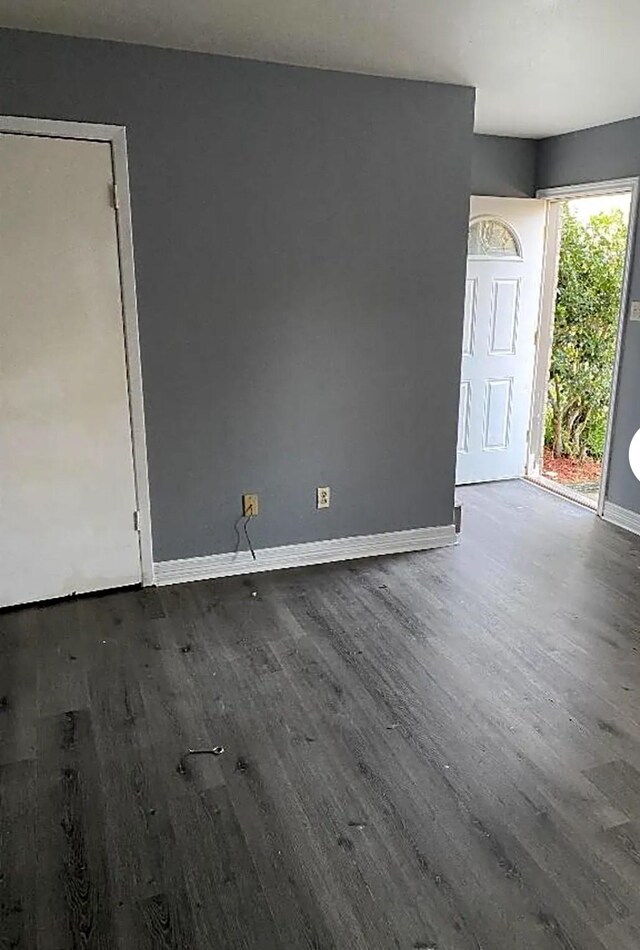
top-left (456, 196), bottom-right (546, 485)
top-left (0, 133), bottom-right (141, 608)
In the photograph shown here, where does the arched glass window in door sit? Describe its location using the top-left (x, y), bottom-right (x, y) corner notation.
top-left (468, 216), bottom-right (522, 259)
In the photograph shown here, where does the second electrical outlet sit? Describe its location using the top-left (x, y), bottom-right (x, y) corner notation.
top-left (242, 493), bottom-right (259, 517)
top-left (316, 486), bottom-right (330, 509)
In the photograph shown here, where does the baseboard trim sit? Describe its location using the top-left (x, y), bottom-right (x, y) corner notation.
top-left (602, 501), bottom-right (640, 537)
top-left (154, 523), bottom-right (456, 586)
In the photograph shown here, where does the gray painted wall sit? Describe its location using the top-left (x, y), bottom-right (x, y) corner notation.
top-left (472, 134), bottom-right (536, 198)
top-left (538, 118), bottom-right (640, 516)
top-left (0, 29), bottom-right (475, 561)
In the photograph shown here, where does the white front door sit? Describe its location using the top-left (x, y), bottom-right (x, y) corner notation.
top-left (0, 133), bottom-right (142, 608)
top-left (456, 196), bottom-right (546, 485)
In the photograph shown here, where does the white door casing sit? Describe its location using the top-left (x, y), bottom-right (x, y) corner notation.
top-left (0, 131), bottom-right (144, 607)
top-left (534, 178), bottom-right (638, 519)
top-left (456, 196), bottom-right (546, 485)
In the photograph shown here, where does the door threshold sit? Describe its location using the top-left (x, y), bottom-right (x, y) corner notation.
top-left (524, 474), bottom-right (598, 512)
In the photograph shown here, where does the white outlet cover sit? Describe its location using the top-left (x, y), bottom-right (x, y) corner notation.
top-left (316, 486), bottom-right (331, 509)
top-left (630, 300), bottom-right (640, 321)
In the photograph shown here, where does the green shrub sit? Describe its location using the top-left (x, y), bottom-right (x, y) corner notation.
top-left (546, 205), bottom-right (627, 460)
top-left (584, 410), bottom-right (608, 459)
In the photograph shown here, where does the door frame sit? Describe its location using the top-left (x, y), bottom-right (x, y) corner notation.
top-left (0, 115), bottom-right (154, 586)
top-left (527, 177), bottom-right (640, 517)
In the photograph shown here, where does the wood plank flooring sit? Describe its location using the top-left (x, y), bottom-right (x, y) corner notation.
top-left (3, 479), bottom-right (640, 948)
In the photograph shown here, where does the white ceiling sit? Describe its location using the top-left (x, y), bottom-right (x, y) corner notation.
top-left (1, 0), bottom-right (640, 138)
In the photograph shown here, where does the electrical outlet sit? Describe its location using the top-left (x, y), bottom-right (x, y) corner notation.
top-left (316, 486), bottom-right (331, 509)
top-left (242, 493), bottom-right (259, 517)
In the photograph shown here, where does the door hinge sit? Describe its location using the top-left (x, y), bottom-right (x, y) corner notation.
top-left (110, 182), bottom-right (119, 211)
top-left (133, 510), bottom-right (141, 533)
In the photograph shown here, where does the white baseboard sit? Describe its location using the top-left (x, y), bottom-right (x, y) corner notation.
top-left (154, 523), bottom-right (456, 586)
top-left (602, 501), bottom-right (640, 537)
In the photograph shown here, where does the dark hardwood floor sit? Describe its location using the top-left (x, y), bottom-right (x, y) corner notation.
top-left (3, 479), bottom-right (640, 948)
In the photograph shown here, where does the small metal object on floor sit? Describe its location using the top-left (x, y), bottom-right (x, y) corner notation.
top-left (187, 746), bottom-right (225, 756)
top-left (177, 746), bottom-right (225, 774)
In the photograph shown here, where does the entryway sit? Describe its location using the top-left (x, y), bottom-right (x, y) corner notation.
top-left (456, 182), bottom-right (638, 522)
top-left (0, 118), bottom-right (152, 609)
top-left (527, 181), bottom-right (635, 513)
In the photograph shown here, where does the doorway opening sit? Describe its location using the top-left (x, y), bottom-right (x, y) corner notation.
top-left (527, 180), bottom-right (637, 513)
